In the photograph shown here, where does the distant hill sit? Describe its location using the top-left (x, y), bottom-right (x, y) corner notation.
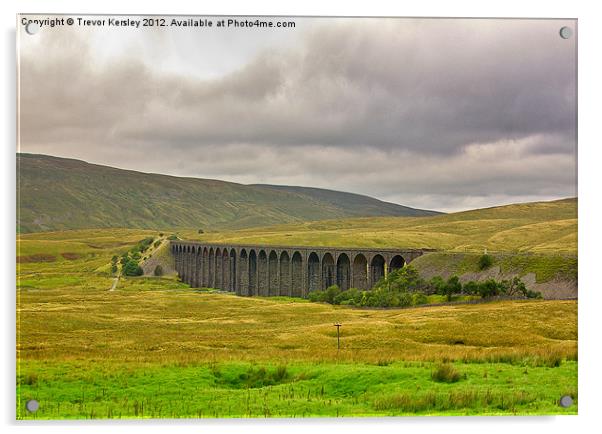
top-left (252, 184), bottom-right (438, 218)
top-left (16, 153), bottom-right (440, 233)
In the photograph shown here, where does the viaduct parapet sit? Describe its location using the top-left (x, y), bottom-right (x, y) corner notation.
top-left (170, 241), bottom-right (432, 297)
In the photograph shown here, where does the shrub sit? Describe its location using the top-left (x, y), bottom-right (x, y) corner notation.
top-left (431, 364), bottom-right (461, 383)
top-left (153, 240), bottom-right (161, 248)
top-left (478, 254), bottom-right (494, 270)
top-left (111, 255), bottom-right (118, 265)
top-left (324, 285), bottom-right (342, 303)
top-left (167, 234), bottom-right (178, 240)
top-left (123, 260), bottom-right (143, 277)
top-left (136, 237), bottom-right (155, 252)
top-left (463, 280), bottom-right (480, 295)
top-left (398, 292), bottom-right (413, 307)
top-left (111, 264), bottom-right (118, 274)
top-left (154, 265), bottom-right (163, 276)
top-left (308, 289), bottom-right (326, 302)
top-left (525, 289), bottom-right (543, 299)
top-left (412, 292), bottom-right (428, 305)
top-left (198, 229), bottom-right (204, 234)
top-left (308, 286), bottom-right (342, 303)
top-left (333, 288), bottom-right (362, 305)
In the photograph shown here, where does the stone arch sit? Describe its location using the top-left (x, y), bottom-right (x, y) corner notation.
top-left (291, 251), bottom-right (303, 297)
top-left (258, 250), bottom-right (268, 296)
top-left (208, 248), bottom-right (214, 288)
top-left (268, 251), bottom-right (279, 296)
top-left (279, 251), bottom-right (291, 296)
top-left (195, 247), bottom-right (203, 287)
top-left (188, 246), bottom-right (195, 285)
top-left (239, 249), bottom-right (248, 295)
top-left (222, 249), bottom-right (230, 291)
top-left (179, 246), bottom-right (186, 283)
top-left (370, 254), bottom-right (385, 287)
top-left (308, 252), bottom-right (320, 293)
top-left (390, 255), bottom-right (405, 273)
top-left (215, 248), bottom-right (223, 289)
top-left (248, 250), bottom-right (257, 296)
top-left (173, 245), bottom-right (180, 276)
top-left (229, 249), bottom-right (237, 292)
top-left (322, 253), bottom-right (335, 289)
top-left (353, 254), bottom-right (368, 290)
top-left (202, 247), bottom-right (209, 287)
top-left (336, 253), bottom-right (351, 290)
top-left (183, 246), bottom-right (190, 284)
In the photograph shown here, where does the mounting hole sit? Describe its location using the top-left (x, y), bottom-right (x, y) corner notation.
top-left (559, 395), bottom-right (573, 408)
top-left (25, 399), bottom-right (39, 413)
top-left (559, 26), bottom-right (573, 39)
top-left (25, 22), bottom-right (40, 35)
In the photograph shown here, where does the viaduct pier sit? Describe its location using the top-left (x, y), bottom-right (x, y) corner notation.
top-left (171, 241), bottom-right (431, 297)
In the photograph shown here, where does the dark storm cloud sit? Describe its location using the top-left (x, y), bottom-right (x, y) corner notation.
top-left (18, 18), bottom-right (576, 211)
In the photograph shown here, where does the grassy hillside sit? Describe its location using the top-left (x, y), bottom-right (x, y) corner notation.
top-left (17, 153), bottom-right (438, 233)
top-left (181, 198), bottom-right (577, 254)
top-left (253, 184), bottom-right (438, 217)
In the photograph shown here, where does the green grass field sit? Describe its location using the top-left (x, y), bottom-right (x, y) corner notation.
top-left (16, 226), bottom-right (578, 418)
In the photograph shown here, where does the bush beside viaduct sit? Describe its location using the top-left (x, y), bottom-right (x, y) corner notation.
top-left (170, 241), bottom-right (431, 297)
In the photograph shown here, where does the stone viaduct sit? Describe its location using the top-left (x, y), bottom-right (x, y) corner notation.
top-left (170, 241), bottom-right (431, 297)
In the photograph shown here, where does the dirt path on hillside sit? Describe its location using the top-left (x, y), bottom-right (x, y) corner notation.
top-left (109, 276), bottom-right (119, 291)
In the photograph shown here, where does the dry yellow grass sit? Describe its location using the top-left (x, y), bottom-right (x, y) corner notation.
top-left (18, 286), bottom-right (577, 366)
top-left (180, 198), bottom-right (577, 253)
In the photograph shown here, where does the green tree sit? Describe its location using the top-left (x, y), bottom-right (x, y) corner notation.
top-left (379, 266), bottom-right (424, 292)
top-left (443, 276), bottom-right (462, 301)
top-left (429, 276), bottom-right (446, 295)
top-left (478, 279), bottom-right (500, 298)
top-left (478, 254), bottom-right (494, 270)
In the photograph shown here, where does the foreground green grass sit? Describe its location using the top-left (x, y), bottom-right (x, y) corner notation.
top-left (18, 360), bottom-right (577, 419)
top-left (16, 228), bottom-right (578, 418)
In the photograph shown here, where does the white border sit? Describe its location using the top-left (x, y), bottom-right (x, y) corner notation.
top-left (3, 1), bottom-right (600, 433)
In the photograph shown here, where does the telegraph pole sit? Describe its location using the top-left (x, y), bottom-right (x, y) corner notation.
top-left (334, 323), bottom-right (342, 351)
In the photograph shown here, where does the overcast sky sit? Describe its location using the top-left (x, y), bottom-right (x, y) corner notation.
top-left (18, 17), bottom-right (576, 212)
